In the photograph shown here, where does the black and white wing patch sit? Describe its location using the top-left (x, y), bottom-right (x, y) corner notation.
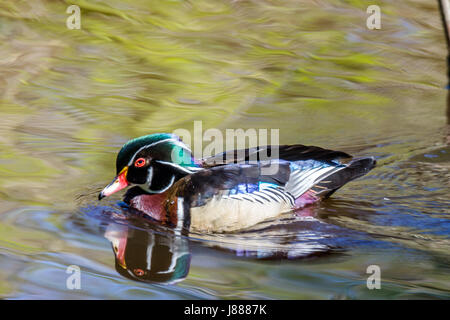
top-left (285, 161), bottom-right (346, 199)
top-left (223, 186), bottom-right (295, 207)
top-left (285, 157), bottom-right (376, 199)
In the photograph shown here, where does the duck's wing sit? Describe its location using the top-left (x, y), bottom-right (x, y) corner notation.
top-left (202, 145), bottom-right (375, 201)
top-left (164, 162), bottom-right (296, 232)
top-left (201, 144), bottom-right (352, 167)
top-left (284, 157), bottom-right (376, 200)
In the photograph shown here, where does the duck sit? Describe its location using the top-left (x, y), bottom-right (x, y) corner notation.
top-left (104, 222), bottom-right (190, 284)
top-left (98, 133), bottom-right (376, 233)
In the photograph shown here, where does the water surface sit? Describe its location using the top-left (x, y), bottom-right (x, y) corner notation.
top-left (0, 0), bottom-right (449, 299)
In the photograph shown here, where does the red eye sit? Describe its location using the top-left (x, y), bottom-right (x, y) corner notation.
top-left (134, 158), bottom-right (146, 167)
top-left (134, 268), bottom-right (145, 276)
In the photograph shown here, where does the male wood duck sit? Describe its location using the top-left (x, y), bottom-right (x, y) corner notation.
top-left (99, 133), bottom-right (376, 233)
top-left (105, 223), bottom-right (190, 284)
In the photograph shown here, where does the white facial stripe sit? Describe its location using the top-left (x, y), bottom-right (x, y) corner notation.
top-left (127, 138), bottom-right (172, 166)
top-left (154, 160), bottom-right (194, 174)
top-left (140, 174), bottom-right (175, 194)
top-left (127, 138), bottom-right (191, 167)
top-left (146, 166), bottom-right (153, 186)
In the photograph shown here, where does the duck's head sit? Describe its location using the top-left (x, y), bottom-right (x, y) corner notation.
top-left (99, 133), bottom-right (196, 200)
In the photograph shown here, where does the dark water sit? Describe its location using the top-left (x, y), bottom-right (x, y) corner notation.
top-left (0, 0), bottom-right (449, 299)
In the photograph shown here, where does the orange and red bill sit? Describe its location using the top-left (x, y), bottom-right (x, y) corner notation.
top-left (99, 167), bottom-right (129, 200)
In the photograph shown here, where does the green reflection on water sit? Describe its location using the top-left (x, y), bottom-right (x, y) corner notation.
top-left (0, 0), bottom-right (449, 299)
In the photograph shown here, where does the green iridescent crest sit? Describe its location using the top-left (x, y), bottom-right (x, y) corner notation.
top-left (115, 133), bottom-right (194, 174)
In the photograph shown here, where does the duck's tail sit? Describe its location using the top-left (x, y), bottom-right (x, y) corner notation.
top-left (309, 156), bottom-right (377, 199)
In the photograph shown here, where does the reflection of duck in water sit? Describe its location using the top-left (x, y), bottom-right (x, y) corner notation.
top-left (98, 133), bottom-right (376, 233)
top-left (104, 223), bottom-right (190, 284)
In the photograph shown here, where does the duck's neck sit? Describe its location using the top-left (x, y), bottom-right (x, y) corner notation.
top-left (127, 190), bottom-right (171, 223)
